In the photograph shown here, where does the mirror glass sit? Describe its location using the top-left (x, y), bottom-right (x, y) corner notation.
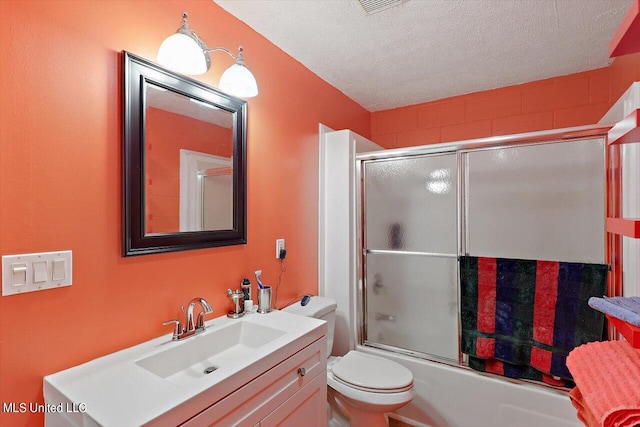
top-left (145, 84), bottom-right (234, 234)
top-left (123, 51), bottom-right (247, 256)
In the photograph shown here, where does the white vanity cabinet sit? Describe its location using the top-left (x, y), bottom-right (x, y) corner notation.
top-left (180, 337), bottom-right (327, 427)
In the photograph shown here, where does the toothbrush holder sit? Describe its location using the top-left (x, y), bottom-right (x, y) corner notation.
top-left (257, 286), bottom-right (272, 313)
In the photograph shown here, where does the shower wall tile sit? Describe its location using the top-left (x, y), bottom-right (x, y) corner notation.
top-left (394, 105), bottom-right (419, 132)
top-left (371, 132), bottom-right (398, 148)
top-left (417, 98), bottom-right (465, 128)
top-left (465, 87), bottom-right (522, 121)
top-left (492, 112), bottom-right (553, 136)
top-left (397, 127), bottom-right (440, 146)
top-left (521, 76), bottom-right (589, 114)
top-left (371, 53), bottom-right (640, 149)
top-left (553, 103), bottom-right (610, 129)
top-left (441, 119), bottom-right (492, 142)
top-left (372, 109), bottom-right (399, 135)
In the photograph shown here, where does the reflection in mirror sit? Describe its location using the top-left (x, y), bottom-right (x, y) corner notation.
top-left (179, 149), bottom-right (233, 232)
top-left (123, 51), bottom-right (247, 256)
top-left (144, 84), bottom-right (234, 234)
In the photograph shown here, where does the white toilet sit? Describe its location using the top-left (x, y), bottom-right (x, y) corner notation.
top-left (284, 296), bottom-right (415, 427)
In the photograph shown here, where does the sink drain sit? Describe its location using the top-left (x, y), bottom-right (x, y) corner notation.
top-left (203, 366), bottom-right (218, 374)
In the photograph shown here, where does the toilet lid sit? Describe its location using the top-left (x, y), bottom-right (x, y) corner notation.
top-left (331, 351), bottom-right (413, 391)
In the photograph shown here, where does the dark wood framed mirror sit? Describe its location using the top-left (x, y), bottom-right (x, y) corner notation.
top-left (123, 51), bottom-right (247, 256)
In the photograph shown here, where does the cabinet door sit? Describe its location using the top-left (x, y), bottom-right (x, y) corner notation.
top-left (181, 338), bottom-right (326, 427)
top-left (260, 372), bottom-right (327, 427)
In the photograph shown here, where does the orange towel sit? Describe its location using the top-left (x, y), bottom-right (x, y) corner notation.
top-left (566, 341), bottom-right (640, 427)
top-left (570, 387), bottom-right (599, 427)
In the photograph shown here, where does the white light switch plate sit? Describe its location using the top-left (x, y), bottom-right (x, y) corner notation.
top-left (2, 250), bottom-right (72, 296)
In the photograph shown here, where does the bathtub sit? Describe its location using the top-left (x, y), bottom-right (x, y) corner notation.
top-left (357, 345), bottom-right (581, 427)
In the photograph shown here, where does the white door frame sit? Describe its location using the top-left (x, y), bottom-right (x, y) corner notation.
top-left (179, 149), bottom-right (232, 232)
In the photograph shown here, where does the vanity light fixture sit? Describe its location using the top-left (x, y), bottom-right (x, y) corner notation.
top-left (157, 12), bottom-right (258, 98)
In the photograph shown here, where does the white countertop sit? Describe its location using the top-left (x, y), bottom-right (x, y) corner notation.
top-left (43, 310), bottom-right (326, 426)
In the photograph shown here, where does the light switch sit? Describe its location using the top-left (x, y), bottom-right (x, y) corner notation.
top-left (52, 258), bottom-right (66, 281)
top-left (3, 250), bottom-right (72, 296)
top-left (11, 263), bottom-right (27, 286)
top-left (33, 261), bottom-right (48, 283)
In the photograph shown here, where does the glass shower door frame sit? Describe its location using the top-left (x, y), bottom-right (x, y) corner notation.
top-left (359, 151), bottom-right (460, 364)
top-left (355, 124), bottom-right (612, 371)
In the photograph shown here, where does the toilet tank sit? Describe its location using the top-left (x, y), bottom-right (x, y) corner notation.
top-left (283, 296), bottom-right (337, 356)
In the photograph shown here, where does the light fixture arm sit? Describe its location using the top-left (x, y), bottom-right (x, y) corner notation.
top-left (176, 12), bottom-right (207, 50)
top-left (206, 47), bottom-right (236, 59)
top-left (172, 12), bottom-right (247, 68)
top-left (207, 46), bottom-right (247, 66)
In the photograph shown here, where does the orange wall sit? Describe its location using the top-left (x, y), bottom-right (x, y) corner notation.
top-left (0, 1), bottom-right (369, 426)
top-left (145, 107), bottom-right (233, 233)
top-left (371, 53), bottom-right (640, 148)
top-left (1, 1), bottom-right (639, 426)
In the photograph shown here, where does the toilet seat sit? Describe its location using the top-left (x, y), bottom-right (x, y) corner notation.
top-left (330, 351), bottom-right (413, 393)
top-left (327, 369), bottom-right (415, 409)
top-left (331, 374), bottom-right (413, 393)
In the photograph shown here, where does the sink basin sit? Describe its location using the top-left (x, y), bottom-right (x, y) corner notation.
top-left (136, 321), bottom-right (286, 385)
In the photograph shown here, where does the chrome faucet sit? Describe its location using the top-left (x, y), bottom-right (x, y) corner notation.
top-left (187, 297), bottom-right (213, 332)
top-left (163, 297), bottom-right (213, 341)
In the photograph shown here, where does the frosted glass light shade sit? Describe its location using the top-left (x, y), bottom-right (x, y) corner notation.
top-left (157, 33), bottom-right (208, 75)
top-left (219, 63), bottom-right (258, 98)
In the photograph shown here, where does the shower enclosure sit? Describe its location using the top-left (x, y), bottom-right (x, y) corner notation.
top-left (358, 129), bottom-right (608, 369)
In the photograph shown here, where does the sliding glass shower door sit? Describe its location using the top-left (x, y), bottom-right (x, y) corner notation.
top-left (463, 140), bottom-right (605, 264)
top-left (362, 153), bottom-right (459, 361)
top-left (359, 135), bottom-right (606, 368)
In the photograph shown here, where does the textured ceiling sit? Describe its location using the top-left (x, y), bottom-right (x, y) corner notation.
top-left (214, 0), bottom-right (632, 111)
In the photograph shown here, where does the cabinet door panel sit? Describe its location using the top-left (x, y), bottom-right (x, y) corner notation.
top-left (260, 372), bottom-right (327, 427)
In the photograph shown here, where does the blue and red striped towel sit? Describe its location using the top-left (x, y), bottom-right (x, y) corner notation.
top-left (460, 256), bottom-right (608, 386)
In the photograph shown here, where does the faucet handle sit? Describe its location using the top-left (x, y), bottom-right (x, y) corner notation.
top-left (162, 319), bottom-right (183, 339)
